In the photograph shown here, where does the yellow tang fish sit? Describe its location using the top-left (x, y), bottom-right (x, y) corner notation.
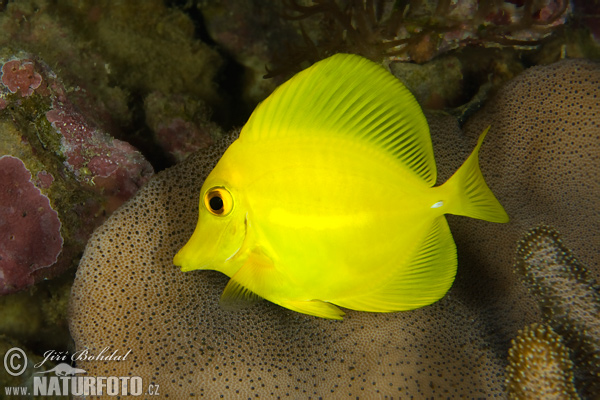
top-left (173, 53), bottom-right (508, 320)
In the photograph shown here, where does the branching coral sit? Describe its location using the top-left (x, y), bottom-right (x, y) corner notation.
top-left (506, 323), bottom-right (580, 400)
top-left (281, 0), bottom-right (409, 62)
top-left (515, 226), bottom-right (600, 398)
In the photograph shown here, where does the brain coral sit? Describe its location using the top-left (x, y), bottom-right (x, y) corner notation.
top-left (69, 132), bottom-right (506, 398)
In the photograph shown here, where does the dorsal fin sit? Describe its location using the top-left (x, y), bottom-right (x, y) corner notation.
top-left (241, 53), bottom-right (436, 185)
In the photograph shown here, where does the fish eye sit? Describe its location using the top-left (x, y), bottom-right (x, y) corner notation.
top-left (204, 187), bottom-right (233, 216)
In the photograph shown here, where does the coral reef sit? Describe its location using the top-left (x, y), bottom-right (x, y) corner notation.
top-left (0, 0), bottom-right (224, 163)
top-left (429, 58), bottom-right (600, 350)
top-left (1, 59), bottom-right (43, 97)
top-left (0, 0), bottom-right (596, 396)
top-left (67, 55), bottom-right (600, 398)
top-left (199, 0), bottom-right (299, 107)
top-left (515, 226), bottom-right (600, 398)
top-left (388, 54), bottom-right (478, 110)
top-left (0, 2), bottom-right (228, 391)
top-left (0, 275), bottom-right (72, 352)
top-left (198, 0), bottom-right (598, 123)
top-left (278, 0), bottom-right (569, 64)
top-left (506, 323), bottom-right (580, 400)
top-left (0, 53), bottom-right (153, 294)
top-left (45, 99), bottom-right (152, 209)
top-left (144, 92), bottom-right (223, 163)
top-left (68, 132), bottom-right (507, 398)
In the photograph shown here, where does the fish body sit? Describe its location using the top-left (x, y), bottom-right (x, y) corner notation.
top-left (174, 54), bottom-right (508, 320)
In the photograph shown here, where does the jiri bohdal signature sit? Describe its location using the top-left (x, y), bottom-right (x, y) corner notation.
top-left (34, 347), bottom-right (132, 369)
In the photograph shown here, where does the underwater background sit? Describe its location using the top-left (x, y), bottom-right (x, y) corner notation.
top-left (0, 0), bottom-right (598, 398)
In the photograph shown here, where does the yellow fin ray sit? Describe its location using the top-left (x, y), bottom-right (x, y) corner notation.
top-left (221, 250), bottom-right (345, 319)
top-left (220, 278), bottom-right (263, 311)
top-left (277, 299), bottom-right (345, 320)
top-left (219, 250), bottom-right (270, 310)
top-left (334, 217), bottom-right (456, 312)
top-left (442, 127), bottom-right (509, 223)
top-left (240, 53), bottom-right (437, 185)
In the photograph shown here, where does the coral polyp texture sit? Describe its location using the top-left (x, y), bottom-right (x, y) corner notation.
top-left (428, 58), bottom-right (600, 348)
top-left (69, 132), bottom-right (507, 399)
top-left (0, 156), bottom-right (62, 294)
top-left (505, 323), bottom-right (580, 400)
top-left (515, 226), bottom-right (600, 398)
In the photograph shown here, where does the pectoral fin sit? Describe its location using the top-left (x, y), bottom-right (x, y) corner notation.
top-left (220, 278), bottom-right (263, 311)
top-left (220, 249), bottom-right (345, 319)
top-left (219, 249), bottom-right (272, 311)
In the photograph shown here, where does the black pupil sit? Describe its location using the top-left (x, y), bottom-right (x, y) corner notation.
top-left (209, 195), bottom-right (224, 211)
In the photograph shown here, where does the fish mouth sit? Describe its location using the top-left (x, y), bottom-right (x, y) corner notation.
top-left (174, 213), bottom-right (248, 274)
top-left (173, 248), bottom-right (197, 271)
top-left (175, 251), bottom-right (213, 272)
top-left (173, 235), bottom-right (212, 272)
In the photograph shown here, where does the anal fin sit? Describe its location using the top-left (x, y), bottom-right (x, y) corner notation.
top-left (334, 217), bottom-right (457, 312)
top-left (278, 299), bottom-right (345, 320)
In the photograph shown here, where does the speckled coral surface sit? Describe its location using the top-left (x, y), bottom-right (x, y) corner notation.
top-left (69, 132), bottom-right (506, 399)
top-left (506, 323), bottom-right (580, 400)
top-left (515, 226), bottom-right (600, 397)
top-left (430, 58), bottom-right (600, 347)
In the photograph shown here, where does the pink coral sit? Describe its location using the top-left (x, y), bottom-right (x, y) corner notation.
top-left (46, 101), bottom-right (153, 212)
top-left (1, 59), bottom-right (43, 97)
top-left (0, 156), bottom-right (63, 295)
top-left (0, 53), bottom-right (155, 293)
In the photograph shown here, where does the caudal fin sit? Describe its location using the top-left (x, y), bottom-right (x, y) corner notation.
top-left (442, 127), bottom-right (509, 223)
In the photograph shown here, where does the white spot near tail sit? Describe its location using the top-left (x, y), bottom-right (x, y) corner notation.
top-left (430, 201), bottom-right (444, 209)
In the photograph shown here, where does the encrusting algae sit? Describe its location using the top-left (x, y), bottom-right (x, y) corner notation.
top-left (173, 54), bottom-right (508, 319)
